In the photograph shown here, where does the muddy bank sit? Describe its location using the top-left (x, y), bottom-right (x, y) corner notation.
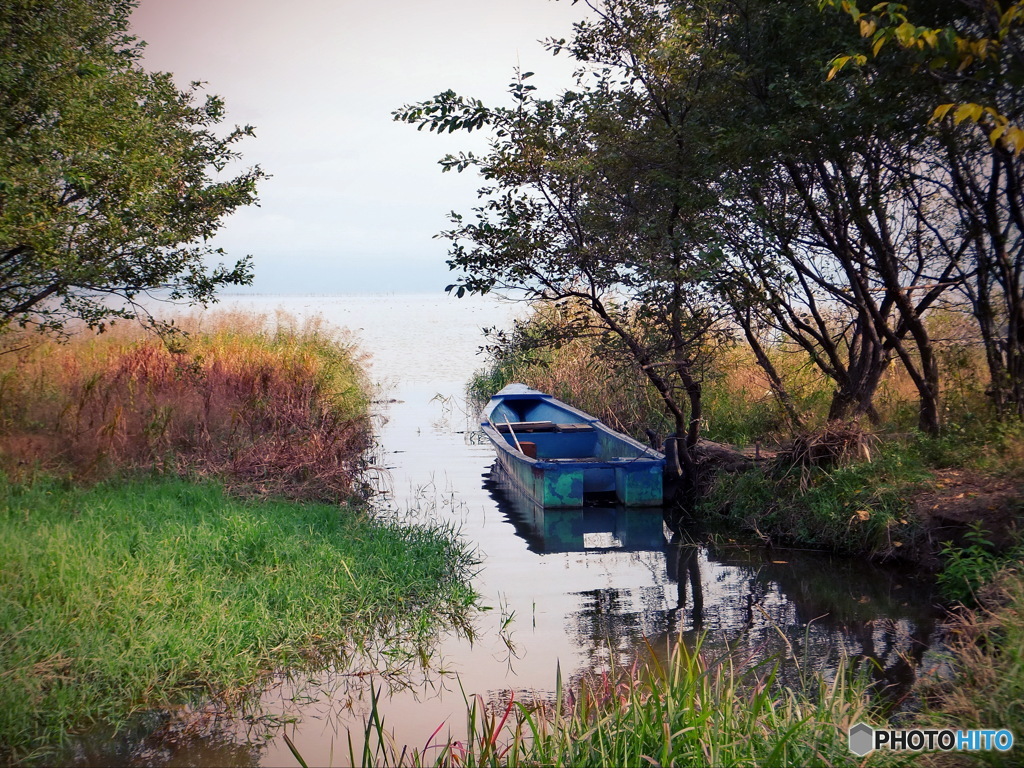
top-left (689, 440), bottom-right (1024, 572)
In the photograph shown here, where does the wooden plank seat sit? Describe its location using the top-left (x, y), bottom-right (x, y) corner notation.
top-left (555, 423), bottom-right (595, 433)
top-left (495, 420), bottom-right (557, 433)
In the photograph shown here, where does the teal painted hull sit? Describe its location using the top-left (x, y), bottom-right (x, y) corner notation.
top-left (486, 464), bottom-right (666, 553)
top-left (481, 384), bottom-right (665, 508)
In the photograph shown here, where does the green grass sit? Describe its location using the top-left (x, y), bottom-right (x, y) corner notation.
top-left (701, 439), bottom-right (933, 558)
top-left (360, 635), bottom-right (912, 767)
top-left (0, 473), bottom-right (479, 764)
top-left (937, 523), bottom-right (1024, 604)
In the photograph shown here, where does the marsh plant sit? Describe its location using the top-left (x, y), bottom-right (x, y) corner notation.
top-left (354, 635), bottom-right (912, 767)
top-left (0, 310), bottom-right (370, 500)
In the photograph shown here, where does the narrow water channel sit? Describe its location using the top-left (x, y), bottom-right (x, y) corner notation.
top-left (75, 294), bottom-right (945, 766)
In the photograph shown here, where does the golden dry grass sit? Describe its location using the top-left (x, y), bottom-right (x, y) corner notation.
top-left (0, 310), bottom-right (371, 500)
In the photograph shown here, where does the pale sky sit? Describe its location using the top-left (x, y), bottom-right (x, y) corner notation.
top-left (129, 0), bottom-right (584, 294)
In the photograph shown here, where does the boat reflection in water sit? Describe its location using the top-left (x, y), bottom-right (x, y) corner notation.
top-left (483, 462), bottom-right (667, 554)
top-left (484, 460), bottom-right (942, 706)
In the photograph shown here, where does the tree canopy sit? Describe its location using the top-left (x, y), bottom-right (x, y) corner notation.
top-left (0, 0), bottom-right (264, 335)
top-left (400, 0), bottom-right (1024, 451)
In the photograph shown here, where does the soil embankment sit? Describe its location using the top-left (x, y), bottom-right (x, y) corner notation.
top-left (911, 469), bottom-right (1024, 569)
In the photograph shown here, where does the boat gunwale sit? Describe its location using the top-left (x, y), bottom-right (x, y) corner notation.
top-left (480, 384), bottom-right (665, 466)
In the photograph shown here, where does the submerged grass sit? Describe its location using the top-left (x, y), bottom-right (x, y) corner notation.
top-left (360, 635), bottom-right (911, 767)
top-left (0, 472), bottom-right (479, 764)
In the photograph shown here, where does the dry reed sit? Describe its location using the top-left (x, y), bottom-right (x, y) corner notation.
top-left (0, 310), bottom-right (371, 501)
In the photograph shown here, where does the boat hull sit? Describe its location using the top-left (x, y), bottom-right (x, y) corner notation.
top-left (481, 384), bottom-right (664, 508)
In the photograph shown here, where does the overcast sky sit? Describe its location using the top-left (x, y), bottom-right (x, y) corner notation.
top-left (129, 0), bottom-right (584, 294)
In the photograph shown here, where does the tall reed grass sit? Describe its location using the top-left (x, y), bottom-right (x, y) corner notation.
top-left (0, 310), bottom-right (370, 500)
top-left (918, 569), bottom-right (1024, 767)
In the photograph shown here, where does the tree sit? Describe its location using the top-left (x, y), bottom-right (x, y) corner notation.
top-left (688, 0), bottom-right (971, 435)
top-left (396, 0), bottom-right (737, 498)
top-left (0, 0), bottom-right (264, 336)
top-left (824, 0), bottom-right (1024, 416)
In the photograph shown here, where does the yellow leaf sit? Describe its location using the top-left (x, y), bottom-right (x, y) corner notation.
top-left (827, 56), bottom-right (849, 80)
top-left (1003, 3), bottom-right (1024, 26)
top-left (893, 541), bottom-right (904, 547)
top-left (895, 21), bottom-right (916, 46)
top-left (860, 18), bottom-right (877, 37)
top-left (953, 103), bottom-right (984, 125)
top-left (1005, 125), bottom-right (1024, 151)
top-left (855, 510), bottom-right (871, 521)
top-left (932, 103), bottom-right (956, 122)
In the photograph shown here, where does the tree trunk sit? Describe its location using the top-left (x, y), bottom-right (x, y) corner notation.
top-left (737, 311), bottom-right (804, 429)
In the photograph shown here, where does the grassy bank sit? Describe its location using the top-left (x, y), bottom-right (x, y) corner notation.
top-left (0, 473), bottom-right (478, 764)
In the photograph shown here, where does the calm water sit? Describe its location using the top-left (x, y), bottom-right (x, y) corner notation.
top-left (73, 293), bottom-right (943, 766)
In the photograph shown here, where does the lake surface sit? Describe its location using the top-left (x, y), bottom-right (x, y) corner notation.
top-left (78, 293), bottom-right (944, 766)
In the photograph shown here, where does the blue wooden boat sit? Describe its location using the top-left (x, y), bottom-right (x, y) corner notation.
top-left (480, 383), bottom-right (665, 508)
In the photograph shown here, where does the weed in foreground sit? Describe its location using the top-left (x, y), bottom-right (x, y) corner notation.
top-left (356, 635), bottom-right (914, 767)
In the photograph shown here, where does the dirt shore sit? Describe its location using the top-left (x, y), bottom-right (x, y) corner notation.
top-left (911, 469), bottom-right (1024, 569)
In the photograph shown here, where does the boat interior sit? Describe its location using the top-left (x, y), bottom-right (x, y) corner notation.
top-left (491, 397), bottom-right (582, 425)
top-left (487, 393), bottom-right (660, 464)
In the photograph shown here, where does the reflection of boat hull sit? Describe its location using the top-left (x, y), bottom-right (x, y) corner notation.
top-left (486, 463), bottom-right (666, 553)
top-left (481, 384), bottom-right (664, 507)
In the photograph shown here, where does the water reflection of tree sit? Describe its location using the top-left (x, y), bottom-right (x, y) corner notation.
top-left (666, 543), bottom-right (704, 631)
top-left (560, 540), bottom-right (938, 702)
top-left (485, 469), bottom-right (937, 704)
top-left (64, 708), bottom-right (264, 768)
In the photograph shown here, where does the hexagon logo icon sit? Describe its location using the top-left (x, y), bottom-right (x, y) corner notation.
top-left (849, 722), bottom-right (874, 756)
